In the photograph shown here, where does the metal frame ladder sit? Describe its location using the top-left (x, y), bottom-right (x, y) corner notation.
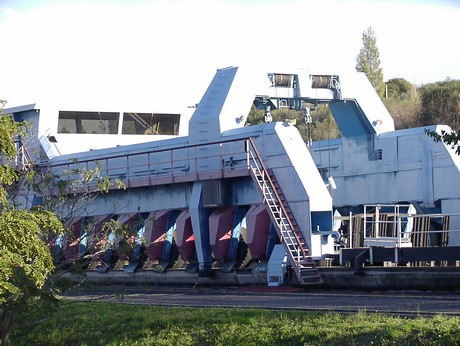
top-left (247, 138), bottom-right (322, 285)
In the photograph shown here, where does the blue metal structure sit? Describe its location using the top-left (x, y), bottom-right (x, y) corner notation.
top-left (6, 66), bottom-right (334, 285)
top-left (5, 65), bottom-right (460, 286)
top-left (257, 69), bottom-right (460, 246)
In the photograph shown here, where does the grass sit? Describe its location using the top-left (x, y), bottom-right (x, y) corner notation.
top-left (10, 301), bottom-right (460, 345)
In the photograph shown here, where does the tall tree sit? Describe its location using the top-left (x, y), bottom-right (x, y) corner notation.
top-left (0, 101), bottom-right (64, 345)
top-left (0, 100), bottom-right (132, 345)
top-left (356, 27), bottom-right (385, 98)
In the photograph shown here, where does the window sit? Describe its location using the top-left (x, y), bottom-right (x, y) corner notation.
top-left (58, 111), bottom-right (119, 134)
top-left (122, 113), bottom-right (180, 135)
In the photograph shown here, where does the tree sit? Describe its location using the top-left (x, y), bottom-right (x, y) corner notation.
top-left (383, 78), bottom-right (422, 130)
top-left (0, 100), bottom-right (134, 344)
top-left (356, 27), bottom-right (385, 98)
top-left (24, 158), bottom-right (127, 271)
top-left (0, 101), bottom-right (64, 345)
top-left (425, 128), bottom-right (460, 156)
top-left (419, 79), bottom-right (460, 130)
top-left (246, 104), bottom-right (265, 125)
top-left (246, 104), bottom-right (339, 142)
top-left (421, 79), bottom-right (460, 155)
top-left (308, 104), bottom-right (340, 141)
top-left (384, 96), bottom-right (422, 130)
top-left (385, 78), bottom-right (414, 100)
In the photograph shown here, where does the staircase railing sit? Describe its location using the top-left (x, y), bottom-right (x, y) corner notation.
top-left (13, 139), bottom-right (34, 170)
top-left (246, 137), bottom-right (322, 285)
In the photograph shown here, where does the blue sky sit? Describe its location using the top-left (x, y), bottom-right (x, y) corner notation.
top-left (0, 0), bottom-right (459, 108)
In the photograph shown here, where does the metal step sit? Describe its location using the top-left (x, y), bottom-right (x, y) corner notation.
top-left (248, 141), bottom-right (322, 285)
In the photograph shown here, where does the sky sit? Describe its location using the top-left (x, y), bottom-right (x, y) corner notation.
top-left (0, 0), bottom-right (459, 109)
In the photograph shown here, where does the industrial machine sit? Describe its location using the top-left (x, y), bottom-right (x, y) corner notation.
top-left (257, 69), bottom-right (460, 267)
top-left (5, 65), bottom-right (460, 287)
top-left (258, 69), bottom-right (460, 230)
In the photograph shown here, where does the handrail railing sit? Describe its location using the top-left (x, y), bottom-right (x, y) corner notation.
top-left (13, 139), bottom-right (34, 169)
top-left (246, 138), bottom-right (321, 284)
top-left (339, 204), bottom-right (458, 249)
top-left (246, 137), bottom-right (308, 260)
top-left (48, 137), bottom-right (256, 191)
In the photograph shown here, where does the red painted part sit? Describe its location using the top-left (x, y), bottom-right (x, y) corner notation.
top-left (62, 218), bottom-right (84, 261)
top-left (246, 204), bottom-right (271, 260)
top-left (116, 213), bottom-right (139, 261)
top-left (175, 210), bottom-right (195, 261)
top-left (209, 207), bottom-right (235, 261)
top-left (143, 211), bottom-right (169, 261)
top-left (87, 214), bottom-right (114, 260)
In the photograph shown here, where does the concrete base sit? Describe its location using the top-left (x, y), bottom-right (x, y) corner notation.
top-left (56, 266), bottom-right (460, 291)
top-left (319, 267), bottom-right (460, 291)
top-left (59, 268), bottom-right (268, 287)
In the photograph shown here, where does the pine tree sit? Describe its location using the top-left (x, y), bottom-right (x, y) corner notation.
top-left (356, 27), bottom-right (385, 98)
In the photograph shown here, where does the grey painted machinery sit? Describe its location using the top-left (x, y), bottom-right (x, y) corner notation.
top-left (6, 65), bottom-right (460, 287)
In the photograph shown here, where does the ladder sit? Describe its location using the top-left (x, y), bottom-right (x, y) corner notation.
top-left (247, 138), bottom-right (322, 285)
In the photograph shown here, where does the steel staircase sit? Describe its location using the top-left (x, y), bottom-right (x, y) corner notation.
top-left (247, 138), bottom-right (322, 285)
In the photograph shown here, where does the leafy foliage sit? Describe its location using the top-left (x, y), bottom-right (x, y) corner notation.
top-left (356, 27), bottom-right (385, 98)
top-left (0, 101), bottom-right (64, 345)
top-left (418, 80), bottom-right (460, 154)
top-left (0, 101), bottom-right (130, 345)
top-left (246, 104), bottom-right (339, 142)
top-left (419, 79), bottom-right (460, 130)
top-left (0, 110), bottom-right (25, 209)
top-left (26, 159), bottom-right (130, 271)
top-left (425, 128), bottom-right (460, 155)
top-left (0, 210), bottom-right (63, 300)
top-left (26, 159), bottom-right (125, 220)
top-left (385, 78), bottom-right (414, 100)
top-left (384, 96), bottom-right (422, 130)
top-left (308, 104), bottom-right (340, 140)
top-left (380, 78), bottom-right (460, 134)
top-left (383, 78), bottom-right (422, 130)
top-left (246, 105), bottom-right (265, 125)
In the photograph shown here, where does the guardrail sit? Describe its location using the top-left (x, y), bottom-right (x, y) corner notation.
top-left (337, 204), bottom-right (460, 249)
top-left (48, 137), bottom-right (256, 192)
top-left (13, 139), bottom-right (34, 170)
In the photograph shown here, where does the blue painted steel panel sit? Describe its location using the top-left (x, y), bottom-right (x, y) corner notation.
top-left (329, 100), bottom-right (373, 137)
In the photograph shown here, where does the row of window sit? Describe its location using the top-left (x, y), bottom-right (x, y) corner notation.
top-left (57, 111), bottom-right (180, 135)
